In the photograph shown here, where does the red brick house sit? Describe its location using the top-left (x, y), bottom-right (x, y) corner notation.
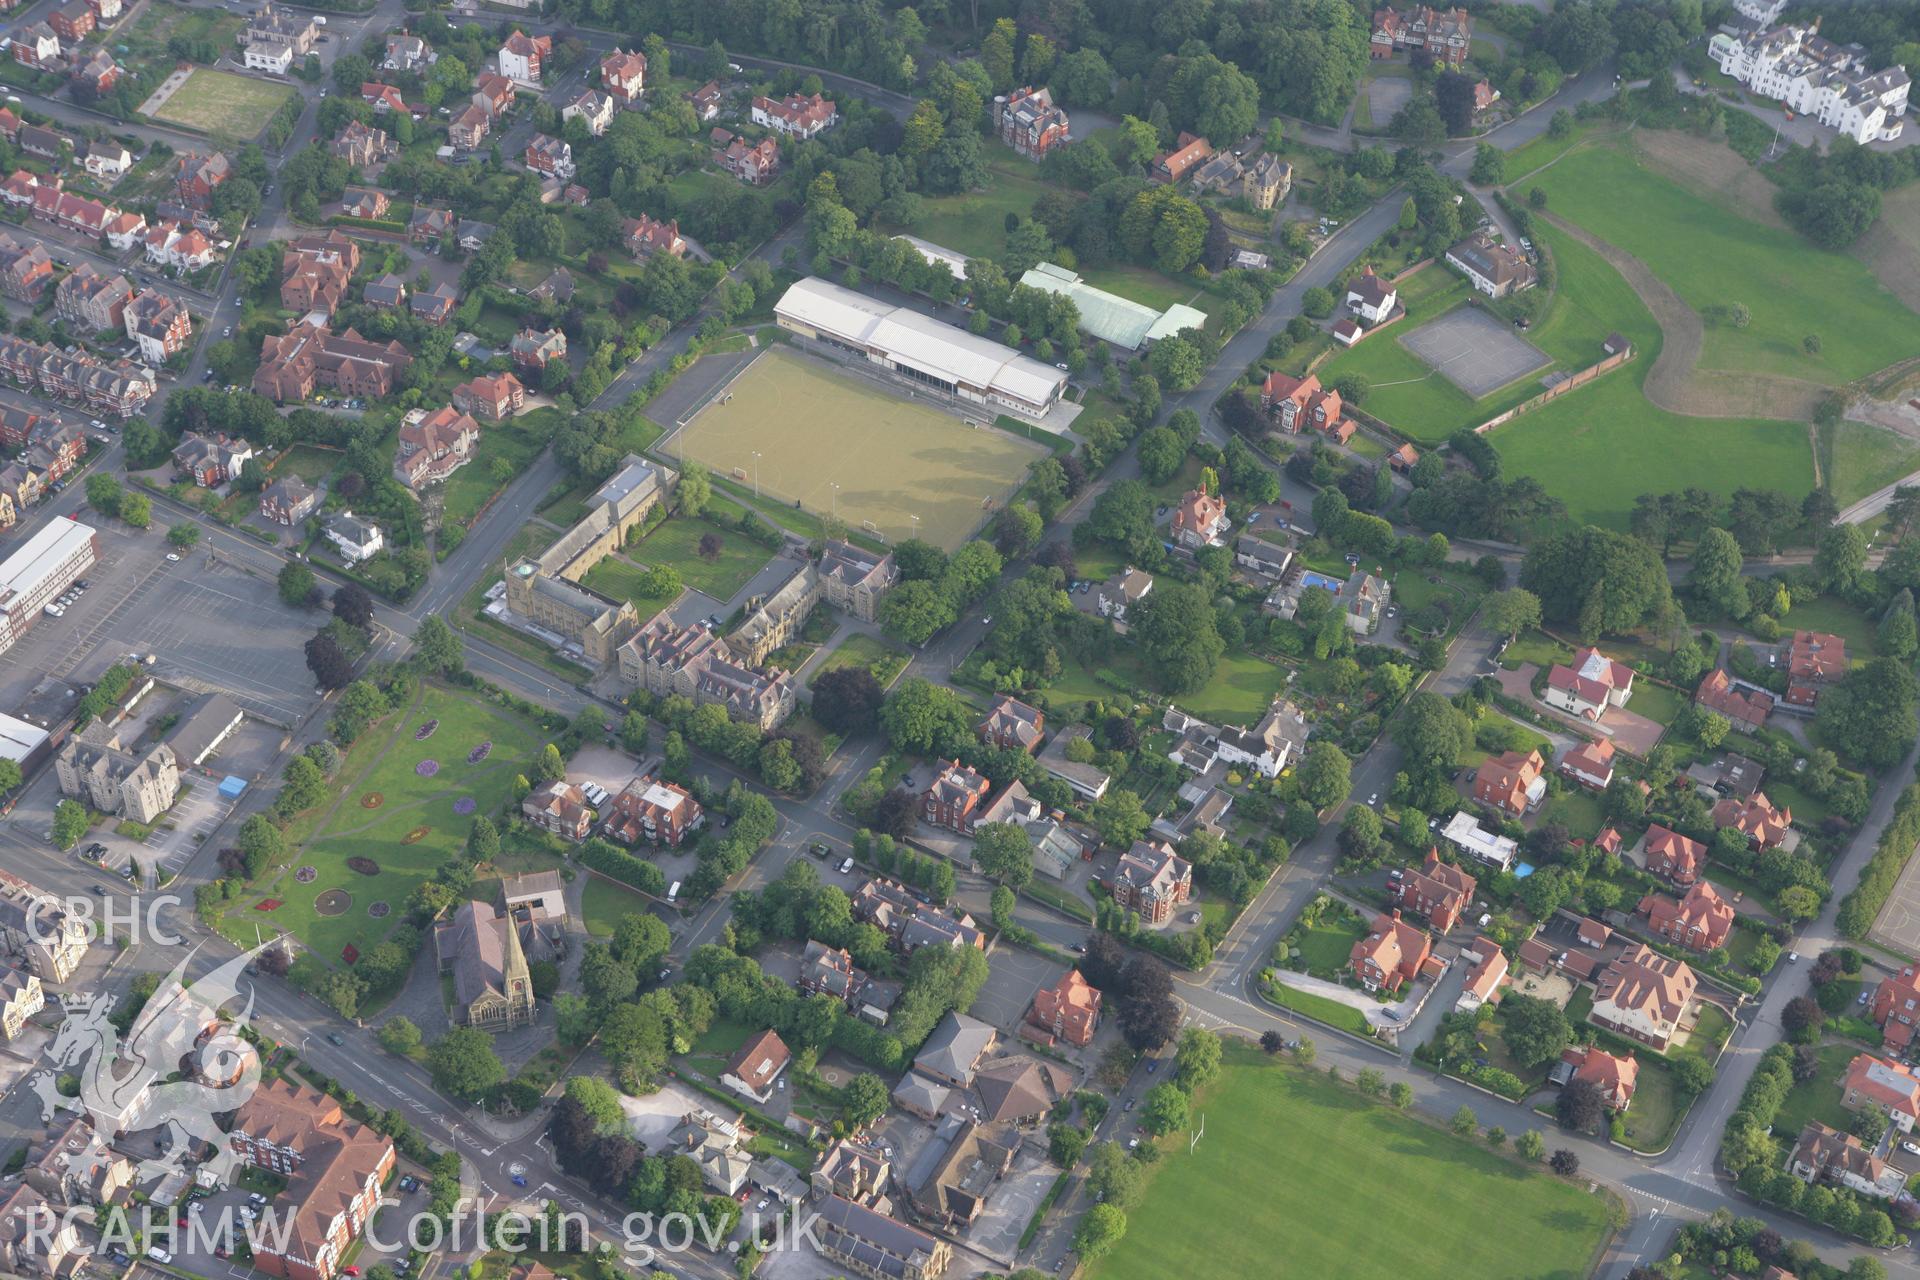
top-left (601, 776), bottom-right (702, 847)
top-left (1151, 132), bottom-right (1212, 184)
top-left (1643, 824), bottom-right (1704, 886)
top-left (1590, 944), bottom-right (1696, 1050)
top-left (978, 696), bottom-right (1044, 753)
top-left (253, 324), bottom-right (410, 403)
top-left (1171, 486), bottom-right (1229, 548)
top-left (509, 327), bottom-right (566, 372)
top-left (451, 371), bottom-right (525, 421)
top-left (1107, 840), bottom-right (1192, 925)
top-left (175, 152), bottom-right (229, 210)
top-left (1712, 792), bottom-right (1792, 851)
top-left (1787, 630), bottom-right (1846, 707)
top-left (1559, 737), bottom-right (1615, 791)
top-left (228, 1078), bottom-right (395, 1280)
top-left (1872, 965), bottom-right (1920, 1053)
top-left (1392, 847), bottom-right (1475, 933)
top-left (1349, 910), bottom-right (1432, 994)
top-left (715, 135), bottom-right (779, 185)
top-left (1638, 880), bottom-right (1734, 953)
top-left (49, 1), bottom-right (94, 44)
top-left (259, 475), bottom-right (318, 525)
top-left (923, 759), bottom-right (991, 833)
top-left (1259, 371), bottom-right (1352, 438)
top-left (360, 81), bottom-right (408, 114)
top-left (472, 73), bottom-right (515, 118)
top-left (624, 213), bottom-right (685, 259)
top-left (1473, 748), bottom-right (1545, 816)
top-left (1696, 667), bottom-right (1774, 731)
top-left (601, 47), bottom-right (646, 102)
top-left (11, 24), bottom-right (61, 69)
top-left (1026, 969), bottom-right (1101, 1047)
top-left (1559, 1045), bottom-right (1638, 1111)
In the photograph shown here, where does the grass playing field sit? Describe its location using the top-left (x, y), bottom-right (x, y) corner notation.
top-left (213, 685), bottom-right (545, 965)
top-left (1491, 223), bottom-right (1814, 528)
top-left (663, 347), bottom-right (1045, 549)
top-left (148, 67), bottom-right (295, 136)
top-left (1528, 142), bottom-right (1917, 383)
top-left (1091, 1046), bottom-right (1614, 1280)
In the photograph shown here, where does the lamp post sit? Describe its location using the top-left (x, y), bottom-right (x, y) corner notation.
top-left (830, 482), bottom-right (840, 522)
top-left (751, 451), bottom-right (762, 499)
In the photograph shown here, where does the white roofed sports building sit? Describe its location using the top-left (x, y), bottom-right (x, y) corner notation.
top-left (773, 277), bottom-right (1068, 420)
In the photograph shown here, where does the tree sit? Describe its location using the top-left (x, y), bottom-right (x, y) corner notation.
top-left (1140, 1082), bottom-right (1189, 1135)
top-left (842, 1074), bottom-right (890, 1131)
top-left (1882, 589), bottom-right (1919, 661)
top-left (812, 667), bottom-right (886, 736)
top-left (1672, 1055), bottom-right (1715, 1095)
top-left (678, 462), bottom-right (711, 517)
top-left (1131, 582), bottom-right (1225, 694)
top-left (1546, 1150), bottom-right (1581, 1179)
top-left (278, 561), bottom-right (317, 608)
top-left (1556, 1078), bottom-right (1606, 1132)
top-left (51, 799), bottom-right (89, 850)
top-left (1392, 692), bottom-right (1472, 771)
top-left (378, 1017), bottom-right (422, 1056)
top-left (1389, 1081), bottom-right (1414, 1109)
top-left (414, 614), bottom-right (464, 675)
top-left (1294, 742), bottom-right (1352, 810)
top-left (467, 816), bottom-right (501, 862)
top-left (1073, 1203), bottom-right (1128, 1261)
top-left (1450, 1105), bottom-right (1476, 1136)
top-left (1174, 1027), bottom-right (1222, 1093)
top-left (168, 523), bottom-right (201, 550)
top-left (1500, 995), bottom-right (1572, 1070)
top-left (1817, 658), bottom-right (1920, 769)
top-left (1092, 790), bottom-right (1152, 849)
top-left (1783, 995), bottom-right (1825, 1044)
top-left (880, 679), bottom-right (974, 757)
top-left (1814, 522), bottom-right (1869, 594)
top-left (333, 584), bottom-right (375, 629)
top-left (235, 814), bottom-right (284, 877)
top-left (0, 759), bottom-right (19, 796)
top-left (1522, 526), bottom-right (1674, 640)
top-left (305, 632), bottom-right (354, 691)
top-left (972, 822), bottom-right (1034, 889)
top-left (85, 474), bottom-right (123, 517)
top-left (1469, 142), bottom-right (1505, 184)
top-left (1137, 427), bottom-right (1185, 485)
top-left (427, 1028), bottom-right (505, 1101)
top-left (1484, 589), bottom-right (1541, 641)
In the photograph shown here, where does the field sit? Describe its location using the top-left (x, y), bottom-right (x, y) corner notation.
top-left (1491, 225), bottom-right (1812, 529)
top-left (1823, 419), bottom-right (1920, 508)
top-left (662, 347), bottom-right (1045, 549)
top-left (581, 875), bottom-right (659, 938)
top-left (212, 685), bottom-right (546, 965)
top-left (1091, 1046), bottom-right (1613, 1280)
top-left (148, 67), bottom-right (295, 135)
top-left (1527, 142), bottom-right (1917, 384)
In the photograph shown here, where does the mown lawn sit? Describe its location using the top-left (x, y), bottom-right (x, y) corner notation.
top-left (578, 556), bottom-right (680, 618)
top-left (1624, 680), bottom-right (1687, 727)
top-left (1092, 1046), bottom-right (1613, 1280)
top-left (816, 633), bottom-right (911, 686)
top-left (1777, 595), bottom-right (1877, 661)
top-left (1491, 221), bottom-right (1815, 529)
top-left (581, 875), bottom-right (659, 938)
top-left (443, 408), bottom-right (563, 528)
top-left (628, 510), bottom-right (774, 602)
top-left (1824, 420), bottom-right (1920, 509)
top-left (1527, 142), bottom-right (1917, 383)
top-left (1771, 1041), bottom-right (1856, 1140)
top-left (1294, 913), bottom-right (1369, 976)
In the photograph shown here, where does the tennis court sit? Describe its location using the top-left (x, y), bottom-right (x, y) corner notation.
top-left (660, 347), bottom-right (1045, 550)
top-left (1400, 305), bottom-right (1552, 398)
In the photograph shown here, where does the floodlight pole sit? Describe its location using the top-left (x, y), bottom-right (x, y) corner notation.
top-left (751, 451), bottom-right (762, 499)
top-left (830, 482), bottom-right (840, 522)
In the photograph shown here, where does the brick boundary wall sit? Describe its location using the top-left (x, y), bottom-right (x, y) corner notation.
top-left (1472, 346), bottom-right (1635, 435)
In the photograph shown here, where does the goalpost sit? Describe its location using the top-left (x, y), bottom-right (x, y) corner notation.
top-left (1190, 1112), bottom-right (1205, 1155)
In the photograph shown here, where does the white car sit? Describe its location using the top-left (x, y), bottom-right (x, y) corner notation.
top-left (1368, 793), bottom-right (1379, 806)
top-left (1904, 1141), bottom-right (1920, 1156)
top-left (165, 553), bottom-right (180, 562)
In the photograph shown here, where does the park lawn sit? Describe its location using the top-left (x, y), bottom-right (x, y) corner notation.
top-left (1503, 123), bottom-right (1631, 185)
top-left (217, 685), bottom-right (545, 965)
top-left (1092, 1047), bottom-right (1613, 1280)
top-left (1823, 419), bottom-right (1920, 509)
top-left (1624, 680), bottom-right (1687, 727)
top-left (581, 875), bottom-right (658, 938)
top-left (1771, 1041), bottom-right (1856, 1139)
top-left (148, 67), bottom-right (295, 135)
top-left (1527, 142), bottom-right (1917, 383)
top-left (578, 556), bottom-right (680, 617)
top-left (1778, 595), bottom-right (1878, 661)
top-left (816, 633), bottom-right (911, 686)
top-left (629, 511), bottom-right (773, 601)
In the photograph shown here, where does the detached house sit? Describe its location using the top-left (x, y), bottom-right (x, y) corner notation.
top-left (722, 1029), bottom-right (790, 1104)
top-left (624, 213), bottom-right (685, 259)
top-left (1446, 232), bottom-right (1536, 298)
top-left (1638, 880), bottom-right (1735, 953)
top-left (1559, 737), bottom-right (1615, 791)
top-left (1644, 824), bottom-right (1704, 886)
top-left (259, 475), bottom-right (318, 526)
top-left (1557, 1045), bottom-right (1638, 1111)
top-left (1712, 791), bottom-right (1793, 851)
top-left (688, 80), bottom-right (725, 121)
top-left (1873, 965), bottom-right (1920, 1052)
top-left (1843, 1053), bottom-right (1920, 1133)
top-left (1260, 370), bottom-right (1355, 441)
top-left (600, 47), bottom-right (646, 103)
top-left (1696, 667), bottom-right (1774, 730)
top-left (510, 327), bottom-right (566, 373)
top-left (1027, 969), bottom-right (1100, 1047)
top-left (524, 134), bottom-right (573, 180)
top-left (1590, 943), bottom-right (1697, 1050)
top-left (1171, 487), bottom-right (1230, 548)
top-left (752, 92), bottom-right (837, 139)
top-left (1456, 935), bottom-right (1508, 1012)
top-left (1787, 629), bottom-right (1846, 706)
top-left (521, 779), bottom-right (592, 842)
top-left (361, 82), bottom-right (408, 114)
top-left (1473, 748), bottom-right (1544, 815)
top-left (496, 30), bottom-right (550, 84)
top-left (1107, 840), bottom-right (1192, 925)
top-left (324, 511), bottom-right (383, 565)
top-left (1151, 132), bottom-right (1211, 184)
top-left (923, 759), bottom-right (991, 834)
top-left (172, 431), bottom-right (252, 486)
top-left (978, 696), bottom-right (1044, 754)
top-left (175, 151), bottom-right (229, 210)
top-left (1344, 571), bottom-right (1390, 633)
top-left (1544, 646), bottom-right (1634, 721)
top-left (561, 88), bottom-right (614, 136)
top-left (451, 371), bottom-right (526, 421)
top-left (393, 405), bottom-right (481, 490)
top-left (1349, 910), bottom-right (1432, 994)
top-left (1344, 265), bottom-right (1397, 324)
top-left (1393, 848), bottom-right (1475, 933)
top-left (715, 134), bottom-right (779, 185)
top-left (1789, 1123), bottom-right (1908, 1200)
top-left (994, 85), bottom-right (1070, 160)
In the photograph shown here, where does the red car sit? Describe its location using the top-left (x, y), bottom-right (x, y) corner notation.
top-left (344, 1269), bottom-right (361, 1277)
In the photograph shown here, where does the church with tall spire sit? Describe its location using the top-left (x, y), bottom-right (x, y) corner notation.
top-left (434, 899), bottom-right (538, 1030)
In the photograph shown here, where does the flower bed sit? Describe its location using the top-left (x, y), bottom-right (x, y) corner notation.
top-left (467, 742), bottom-right (492, 764)
top-left (416, 759), bottom-right (440, 778)
top-left (453, 797), bottom-right (476, 815)
top-left (414, 719), bottom-right (439, 741)
top-left (346, 856), bottom-right (380, 876)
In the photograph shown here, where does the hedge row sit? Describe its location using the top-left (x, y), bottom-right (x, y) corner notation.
top-left (579, 837), bottom-right (667, 897)
top-left (1837, 782), bottom-right (1920, 939)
